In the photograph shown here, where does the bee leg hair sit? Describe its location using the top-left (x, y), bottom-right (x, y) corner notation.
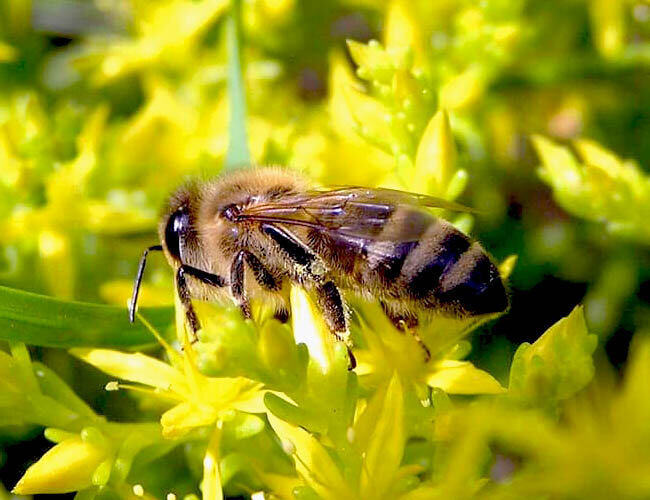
top-left (181, 264), bottom-right (226, 287)
top-left (261, 223), bottom-right (315, 268)
top-left (231, 250), bottom-right (252, 319)
top-left (175, 264), bottom-right (226, 342)
top-left (380, 301), bottom-right (431, 362)
top-left (244, 251), bottom-right (281, 290)
top-left (315, 281), bottom-right (356, 369)
top-left (273, 308), bottom-right (290, 323)
top-left (243, 250), bottom-right (289, 323)
top-left (176, 266), bottom-right (201, 342)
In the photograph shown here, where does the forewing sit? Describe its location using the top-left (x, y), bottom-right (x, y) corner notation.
top-left (237, 187), bottom-right (467, 259)
top-left (315, 187), bottom-right (477, 213)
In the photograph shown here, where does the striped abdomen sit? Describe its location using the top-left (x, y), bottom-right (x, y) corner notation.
top-left (357, 208), bottom-right (508, 317)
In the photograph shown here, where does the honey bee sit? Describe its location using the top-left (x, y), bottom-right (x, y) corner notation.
top-left (129, 167), bottom-right (508, 362)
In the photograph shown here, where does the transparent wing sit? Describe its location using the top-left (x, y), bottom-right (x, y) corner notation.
top-left (237, 187), bottom-right (468, 258)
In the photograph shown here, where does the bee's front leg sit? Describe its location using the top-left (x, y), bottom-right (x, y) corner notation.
top-left (176, 266), bottom-right (201, 341)
top-left (177, 264), bottom-right (227, 342)
top-left (230, 250), bottom-right (252, 319)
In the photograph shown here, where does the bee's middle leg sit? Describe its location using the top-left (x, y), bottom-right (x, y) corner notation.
top-left (244, 252), bottom-right (289, 323)
top-left (315, 281), bottom-right (356, 369)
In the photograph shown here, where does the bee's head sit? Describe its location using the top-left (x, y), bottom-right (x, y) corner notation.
top-left (129, 183), bottom-right (201, 324)
top-left (159, 183), bottom-right (201, 265)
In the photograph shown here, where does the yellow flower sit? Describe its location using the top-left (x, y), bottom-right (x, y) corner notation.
top-left (0, 41), bottom-right (17, 62)
top-left (79, 0), bottom-right (229, 85)
top-left (71, 315), bottom-right (265, 440)
top-left (13, 433), bottom-right (110, 494)
top-left (290, 285), bottom-right (346, 374)
top-left (589, 0), bottom-right (625, 58)
top-left (267, 373), bottom-right (435, 499)
top-left (354, 302), bottom-right (505, 397)
top-left (533, 135), bottom-right (650, 244)
top-left (413, 109), bottom-right (456, 196)
top-left (438, 65), bottom-right (486, 111)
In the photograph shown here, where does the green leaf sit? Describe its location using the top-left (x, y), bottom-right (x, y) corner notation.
top-left (264, 393), bottom-right (325, 434)
top-left (224, 0), bottom-right (251, 170)
top-left (33, 362), bottom-right (97, 419)
top-left (508, 305), bottom-right (598, 406)
top-left (0, 286), bottom-right (173, 348)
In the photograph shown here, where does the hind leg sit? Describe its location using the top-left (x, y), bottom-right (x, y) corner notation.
top-left (380, 301), bottom-right (430, 362)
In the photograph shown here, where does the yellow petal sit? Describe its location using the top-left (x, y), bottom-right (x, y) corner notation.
top-left (589, 0), bottom-right (625, 57)
top-left (70, 348), bottom-right (187, 396)
top-left (290, 286), bottom-right (338, 374)
top-left (13, 437), bottom-right (109, 494)
top-left (161, 402), bottom-right (217, 439)
top-left (439, 66), bottom-right (484, 110)
top-left (573, 138), bottom-right (621, 176)
top-left (0, 41), bottom-right (17, 62)
top-left (427, 360), bottom-right (505, 394)
top-left (69, 105), bottom-right (108, 179)
top-left (267, 413), bottom-right (354, 500)
top-left (202, 422), bottom-right (224, 500)
top-left (531, 135), bottom-right (582, 188)
top-left (414, 109), bottom-right (456, 195)
top-left (38, 230), bottom-right (74, 299)
top-left (329, 51), bottom-right (367, 134)
top-left (232, 387), bottom-right (267, 414)
top-left (347, 39), bottom-right (394, 83)
top-left (499, 255), bottom-right (518, 281)
top-left (614, 337), bottom-right (650, 432)
top-left (360, 374), bottom-right (405, 498)
top-left (258, 472), bottom-right (303, 500)
top-left (342, 84), bottom-right (394, 151)
top-left (384, 0), bottom-right (423, 67)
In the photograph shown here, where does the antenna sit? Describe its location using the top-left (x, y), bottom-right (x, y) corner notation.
top-left (129, 245), bottom-right (163, 322)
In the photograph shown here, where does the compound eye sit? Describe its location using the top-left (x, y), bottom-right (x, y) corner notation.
top-left (164, 208), bottom-right (189, 260)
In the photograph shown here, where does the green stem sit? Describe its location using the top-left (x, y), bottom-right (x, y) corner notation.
top-left (224, 0), bottom-right (251, 170)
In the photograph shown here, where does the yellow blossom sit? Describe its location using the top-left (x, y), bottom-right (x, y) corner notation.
top-left (354, 300), bottom-right (505, 397)
top-left (13, 435), bottom-right (110, 494)
top-left (81, 0), bottom-right (229, 84)
top-left (414, 109), bottom-right (456, 196)
top-left (290, 285), bottom-right (344, 373)
top-left (533, 135), bottom-right (650, 244)
top-left (0, 41), bottom-right (17, 62)
top-left (439, 65), bottom-right (485, 111)
top-left (267, 373), bottom-right (435, 499)
top-left (384, 0), bottom-right (425, 68)
top-left (71, 317), bottom-right (265, 439)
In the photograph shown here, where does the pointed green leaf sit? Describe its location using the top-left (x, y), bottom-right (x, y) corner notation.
top-left (0, 286), bottom-right (173, 348)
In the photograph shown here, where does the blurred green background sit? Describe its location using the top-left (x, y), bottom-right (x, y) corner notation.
top-left (0, 0), bottom-right (649, 497)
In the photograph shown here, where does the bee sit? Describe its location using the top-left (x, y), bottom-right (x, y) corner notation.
top-left (129, 167), bottom-right (508, 362)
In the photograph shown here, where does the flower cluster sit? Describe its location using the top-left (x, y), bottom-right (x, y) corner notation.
top-left (534, 135), bottom-right (650, 245)
top-left (1, 0), bottom-right (650, 498)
